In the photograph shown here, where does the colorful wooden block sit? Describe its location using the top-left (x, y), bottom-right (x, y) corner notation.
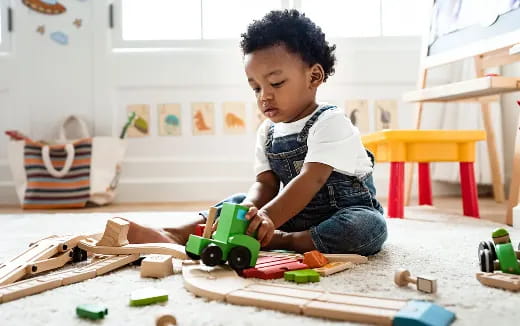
top-left (194, 224), bottom-right (205, 237)
top-left (303, 250), bottom-right (328, 268)
top-left (140, 255), bottom-right (174, 278)
top-left (130, 288), bottom-right (168, 306)
top-left (314, 261), bottom-right (353, 276)
top-left (284, 269), bottom-right (320, 283)
top-left (241, 256), bottom-right (308, 280)
top-left (76, 304), bottom-right (108, 320)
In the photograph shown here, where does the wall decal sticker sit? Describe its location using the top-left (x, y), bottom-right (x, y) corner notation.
top-left (223, 102), bottom-right (246, 135)
top-left (158, 103), bottom-right (181, 136)
top-left (36, 25), bottom-right (45, 35)
top-left (73, 18), bottom-right (82, 28)
top-left (23, 0), bottom-right (66, 15)
top-left (50, 31), bottom-right (68, 45)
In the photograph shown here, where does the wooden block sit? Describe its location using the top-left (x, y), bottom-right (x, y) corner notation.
top-left (130, 287), bottom-right (168, 306)
top-left (194, 224), bottom-right (205, 237)
top-left (476, 272), bottom-right (520, 291)
top-left (314, 262), bottom-right (353, 276)
top-left (242, 256), bottom-right (308, 279)
top-left (96, 217), bottom-right (130, 247)
top-left (303, 250), bottom-right (328, 268)
top-left (284, 269), bottom-right (320, 283)
top-left (76, 304), bottom-right (108, 320)
top-left (141, 255), bottom-right (174, 278)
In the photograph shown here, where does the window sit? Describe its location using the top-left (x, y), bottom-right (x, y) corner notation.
top-left (300, 0), bottom-right (381, 38)
top-left (202, 0), bottom-right (282, 39)
top-left (381, 0), bottom-right (430, 36)
top-left (114, 0), bottom-right (425, 48)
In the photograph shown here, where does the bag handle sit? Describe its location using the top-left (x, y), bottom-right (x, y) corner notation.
top-left (42, 144), bottom-right (75, 178)
top-left (59, 115), bottom-right (90, 141)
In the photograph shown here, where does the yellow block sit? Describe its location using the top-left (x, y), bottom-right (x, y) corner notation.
top-left (362, 130), bottom-right (486, 163)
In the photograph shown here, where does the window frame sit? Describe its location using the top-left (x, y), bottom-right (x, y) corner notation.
top-left (111, 0), bottom-right (424, 50)
top-left (0, 1), bottom-right (12, 53)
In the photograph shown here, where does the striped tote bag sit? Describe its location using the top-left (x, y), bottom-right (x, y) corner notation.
top-left (7, 116), bottom-right (127, 209)
top-left (22, 139), bottom-right (93, 208)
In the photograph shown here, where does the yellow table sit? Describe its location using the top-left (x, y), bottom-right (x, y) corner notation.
top-left (362, 130), bottom-right (486, 218)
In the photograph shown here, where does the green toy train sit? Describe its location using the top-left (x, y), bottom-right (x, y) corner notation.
top-left (185, 203), bottom-right (260, 270)
top-left (479, 228), bottom-right (520, 274)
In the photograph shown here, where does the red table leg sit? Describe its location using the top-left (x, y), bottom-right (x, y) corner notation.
top-left (418, 162), bottom-right (433, 205)
top-left (460, 162), bottom-right (480, 218)
top-left (388, 162), bottom-right (404, 218)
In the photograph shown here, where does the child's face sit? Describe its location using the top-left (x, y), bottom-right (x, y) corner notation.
top-left (244, 44), bottom-right (320, 123)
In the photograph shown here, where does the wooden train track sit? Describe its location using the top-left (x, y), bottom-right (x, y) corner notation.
top-left (77, 237), bottom-right (187, 259)
top-left (182, 263), bottom-right (455, 326)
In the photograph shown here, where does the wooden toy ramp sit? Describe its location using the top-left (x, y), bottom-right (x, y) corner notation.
top-left (77, 237), bottom-right (187, 259)
top-left (183, 264), bottom-right (455, 326)
top-left (0, 234), bottom-right (87, 286)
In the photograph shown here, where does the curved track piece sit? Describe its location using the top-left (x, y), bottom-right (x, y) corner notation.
top-left (78, 238), bottom-right (187, 260)
top-left (182, 264), bottom-right (455, 326)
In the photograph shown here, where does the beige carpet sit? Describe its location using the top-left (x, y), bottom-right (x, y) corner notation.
top-left (0, 207), bottom-right (518, 326)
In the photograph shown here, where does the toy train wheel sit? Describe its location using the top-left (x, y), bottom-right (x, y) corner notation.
top-left (72, 247), bottom-right (88, 262)
top-left (479, 249), bottom-right (494, 273)
top-left (186, 251), bottom-right (201, 260)
top-left (478, 241), bottom-right (496, 261)
top-left (201, 244), bottom-right (223, 267)
top-left (228, 246), bottom-right (251, 271)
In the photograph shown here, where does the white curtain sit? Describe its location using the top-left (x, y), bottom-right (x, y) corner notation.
top-left (422, 59), bottom-right (504, 185)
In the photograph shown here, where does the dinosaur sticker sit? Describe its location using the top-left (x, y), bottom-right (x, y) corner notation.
top-left (374, 99), bottom-right (398, 130)
top-left (192, 103), bottom-right (214, 135)
top-left (345, 100), bottom-right (369, 133)
top-left (126, 104), bottom-right (150, 137)
top-left (223, 102), bottom-right (246, 134)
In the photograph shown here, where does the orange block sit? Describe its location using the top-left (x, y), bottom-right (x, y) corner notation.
top-left (303, 250), bottom-right (328, 268)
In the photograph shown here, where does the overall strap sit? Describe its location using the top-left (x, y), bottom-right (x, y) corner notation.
top-left (297, 105), bottom-right (336, 143)
top-left (265, 122), bottom-right (275, 150)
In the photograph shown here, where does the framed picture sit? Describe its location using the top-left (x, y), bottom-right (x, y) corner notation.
top-left (126, 104), bottom-right (150, 137)
top-left (191, 102), bottom-right (215, 135)
top-left (222, 102), bottom-right (246, 134)
top-left (158, 103), bottom-right (181, 136)
top-left (374, 100), bottom-right (398, 131)
top-left (345, 100), bottom-right (370, 133)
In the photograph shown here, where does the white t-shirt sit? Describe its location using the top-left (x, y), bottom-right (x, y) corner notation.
top-left (254, 104), bottom-right (373, 177)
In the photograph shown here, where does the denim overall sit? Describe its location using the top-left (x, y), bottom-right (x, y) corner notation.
top-left (209, 106), bottom-right (387, 255)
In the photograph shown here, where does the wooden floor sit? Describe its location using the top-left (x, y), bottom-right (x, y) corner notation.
top-left (0, 196), bottom-right (509, 224)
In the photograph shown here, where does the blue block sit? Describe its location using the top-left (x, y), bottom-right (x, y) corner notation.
top-left (393, 300), bottom-right (455, 326)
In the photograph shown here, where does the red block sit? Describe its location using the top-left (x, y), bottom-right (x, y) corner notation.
top-left (241, 256), bottom-right (308, 279)
top-left (194, 224), bottom-right (205, 237)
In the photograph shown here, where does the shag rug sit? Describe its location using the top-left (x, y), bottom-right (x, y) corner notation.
top-left (0, 206), bottom-right (519, 326)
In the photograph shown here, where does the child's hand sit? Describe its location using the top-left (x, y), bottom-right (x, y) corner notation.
top-left (245, 207), bottom-right (275, 247)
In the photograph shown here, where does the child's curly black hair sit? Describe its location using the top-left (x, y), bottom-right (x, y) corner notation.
top-left (240, 9), bottom-right (336, 82)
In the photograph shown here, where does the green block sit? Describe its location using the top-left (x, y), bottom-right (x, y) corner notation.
top-left (492, 228), bottom-right (509, 238)
top-left (284, 269), bottom-right (320, 283)
top-left (129, 288), bottom-right (168, 306)
top-left (76, 304), bottom-right (108, 320)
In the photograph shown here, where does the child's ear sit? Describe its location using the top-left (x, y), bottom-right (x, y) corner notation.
top-left (309, 64), bottom-right (324, 88)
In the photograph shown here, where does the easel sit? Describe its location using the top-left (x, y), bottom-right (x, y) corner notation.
top-left (403, 2), bottom-right (520, 225)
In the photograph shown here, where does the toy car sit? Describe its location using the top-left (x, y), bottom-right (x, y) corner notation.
top-left (185, 203), bottom-right (260, 271)
top-left (478, 228), bottom-right (520, 274)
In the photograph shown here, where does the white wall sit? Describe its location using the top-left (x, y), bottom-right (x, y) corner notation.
top-left (0, 0), bottom-right (465, 205)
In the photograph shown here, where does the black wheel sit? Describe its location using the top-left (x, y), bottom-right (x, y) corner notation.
top-left (186, 251), bottom-right (201, 260)
top-left (478, 241), bottom-right (496, 261)
top-left (201, 244), bottom-right (223, 267)
top-left (72, 247), bottom-right (88, 262)
top-left (227, 246), bottom-right (251, 271)
top-left (480, 249), bottom-right (494, 273)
